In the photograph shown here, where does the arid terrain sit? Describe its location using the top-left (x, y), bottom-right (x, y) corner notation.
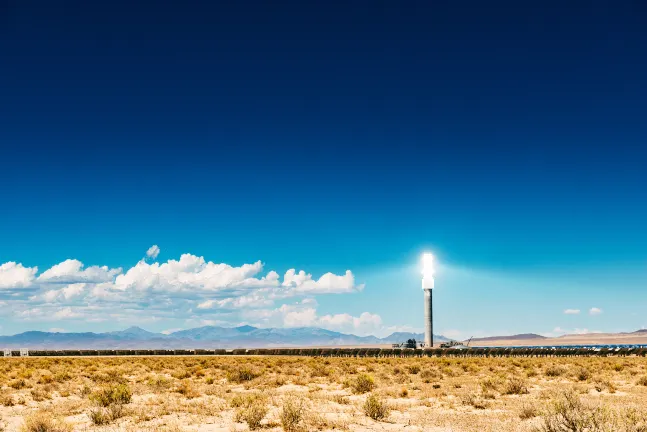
top-left (1, 355), bottom-right (647, 431)
top-left (469, 330), bottom-right (647, 347)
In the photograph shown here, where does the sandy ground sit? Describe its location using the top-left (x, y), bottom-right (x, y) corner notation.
top-left (1, 356), bottom-right (647, 431)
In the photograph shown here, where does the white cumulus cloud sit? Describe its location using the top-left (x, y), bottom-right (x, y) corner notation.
top-left (38, 259), bottom-right (121, 283)
top-left (114, 255), bottom-right (267, 293)
top-left (146, 245), bottom-right (160, 260)
top-left (564, 309), bottom-right (580, 315)
top-left (0, 253), bottom-right (365, 328)
top-left (283, 269), bottom-right (361, 294)
top-left (589, 307), bottom-right (602, 316)
top-left (0, 262), bottom-right (37, 289)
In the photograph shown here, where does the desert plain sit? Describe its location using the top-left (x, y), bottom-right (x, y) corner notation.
top-left (1, 355), bottom-right (647, 431)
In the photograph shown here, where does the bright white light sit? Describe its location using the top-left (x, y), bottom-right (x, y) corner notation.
top-left (421, 253), bottom-right (434, 278)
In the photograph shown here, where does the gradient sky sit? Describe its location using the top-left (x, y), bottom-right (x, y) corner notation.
top-left (1, 0), bottom-right (646, 338)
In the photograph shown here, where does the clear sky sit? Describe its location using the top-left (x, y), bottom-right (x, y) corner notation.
top-left (1, 0), bottom-right (646, 338)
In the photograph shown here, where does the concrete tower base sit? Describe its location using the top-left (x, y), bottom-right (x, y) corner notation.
top-left (424, 288), bottom-right (432, 347)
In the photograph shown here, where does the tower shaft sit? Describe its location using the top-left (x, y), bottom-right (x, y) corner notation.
top-left (424, 288), bottom-right (433, 347)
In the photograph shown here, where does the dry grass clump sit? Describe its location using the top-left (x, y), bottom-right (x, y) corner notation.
top-left (576, 367), bottom-right (592, 381)
top-left (503, 377), bottom-right (530, 395)
top-left (89, 383), bottom-right (132, 406)
top-left (0, 393), bottom-right (14, 407)
top-left (9, 379), bottom-right (27, 389)
top-left (636, 376), bottom-right (647, 386)
top-left (89, 404), bottom-right (128, 425)
top-left (593, 378), bottom-right (617, 394)
top-left (175, 379), bottom-right (200, 398)
top-left (331, 394), bottom-right (349, 405)
top-left (227, 366), bottom-right (261, 383)
top-left (350, 373), bottom-right (375, 394)
top-left (535, 390), bottom-right (647, 432)
top-left (461, 391), bottom-right (489, 409)
top-left (480, 376), bottom-right (502, 392)
top-left (21, 412), bottom-right (71, 432)
top-left (30, 387), bottom-right (51, 402)
top-left (363, 393), bottom-right (390, 421)
top-left (309, 363), bottom-right (331, 378)
top-left (420, 368), bottom-right (440, 383)
top-left (519, 402), bottom-right (540, 420)
top-left (406, 364), bottom-right (421, 375)
top-left (234, 397), bottom-right (268, 430)
top-left (88, 383), bottom-right (132, 425)
top-left (147, 374), bottom-right (172, 392)
top-left (544, 365), bottom-right (567, 377)
top-left (280, 396), bottom-right (307, 431)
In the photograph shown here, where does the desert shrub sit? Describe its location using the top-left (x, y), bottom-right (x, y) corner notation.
top-left (519, 403), bottom-right (540, 420)
top-left (227, 367), bottom-right (260, 383)
top-left (593, 379), bottom-right (616, 394)
top-left (576, 368), bottom-right (592, 382)
top-left (461, 392), bottom-right (489, 409)
top-left (89, 404), bottom-right (126, 425)
top-left (147, 375), bottom-right (171, 391)
top-left (37, 374), bottom-right (53, 384)
top-left (420, 368), bottom-right (440, 383)
top-left (87, 383), bottom-right (131, 425)
top-left (235, 402), bottom-right (268, 430)
top-left (53, 371), bottom-right (71, 383)
top-left (78, 384), bottom-right (92, 398)
top-left (636, 376), bottom-right (647, 386)
top-left (30, 388), bottom-right (51, 402)
top-left (351, 374), bottom-right (375, 394)
top-left (442, 367), bottom-right (457, 377)
top-left (407, 365), bottom-right (421, 375)
top-left (310, 364), bottom-right (331, 377)
top-left (230, 394), bottom-right (249, 408)
top-left (171, 369), bottom-right (191, 380)
top-left (399, 387), bottom-right (408, 397)
top-left (545, 365), bottom-right (567, 377)
top-left (230, 392), bottom-right (264, 409)
top-left (480, 377), bottom-right (501, 392)
top-left (21, 412), bottom-right (71, 432)
top-left (0, 393), bottom-right (14, 407)
top-left (89, 383), bottom-right (132, 407)
top-left (503, 377), bottom-right (529, 395)
top-left (332, 394), bottom-right (349, 405)
top-left (534, 390), bottom-right (615, 432)
top-left (88, 408), bottom-right (110, 426)
top-left (536, 390), bottom-right (647, 432)
top-left (280, 396), bottom-right (306, 432)
top-left (10, 379), bottom-right (27, 390)
top-left (175, 379), bottom-right (199, 398)
top-left (90, 369), bottom-right (126, 384)
top-left (363, 394), bottom-right (390, 421)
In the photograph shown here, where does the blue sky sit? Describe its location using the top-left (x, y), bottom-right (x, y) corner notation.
top-left (1, 0), bottom-right (646, 337)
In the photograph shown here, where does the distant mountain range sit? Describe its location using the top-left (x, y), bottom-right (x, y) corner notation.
top-left (0, 326), bottom-right (450, 349)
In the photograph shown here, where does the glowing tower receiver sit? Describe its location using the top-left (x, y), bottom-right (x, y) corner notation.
top-left (421, 253), bottom-right (435, 347)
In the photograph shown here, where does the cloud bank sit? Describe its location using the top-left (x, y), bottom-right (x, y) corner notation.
top-left (0, 247), bottom-right (383, 336)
